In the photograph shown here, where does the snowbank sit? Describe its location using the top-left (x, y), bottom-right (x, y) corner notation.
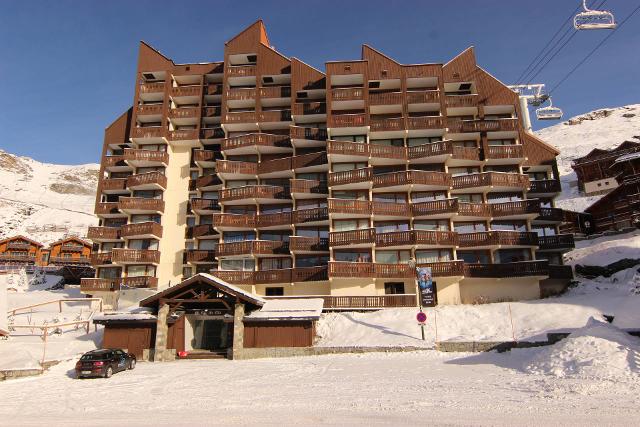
top-left (566, 230), bottom-right (640, 266)
top-left (524, 317), bottom-right (640, 380)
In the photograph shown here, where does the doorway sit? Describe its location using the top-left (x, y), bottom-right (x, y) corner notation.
top-left (187, 317), bottom-right (231, 352)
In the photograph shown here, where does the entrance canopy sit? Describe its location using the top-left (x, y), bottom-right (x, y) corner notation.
top-left (139, 273), bottom-right (266, 313)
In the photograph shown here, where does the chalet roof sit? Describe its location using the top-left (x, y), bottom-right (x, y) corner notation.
top-left (48, 236), bottom-right (91, 248)
top-left (613, 151), bottom-right (640, 164)
top-left (139, 273), bottom-right (266, 310)
top-left (585, 185), bottom-right (625, 213)
top-left (574, 140), bottom-right (640, 163)
top-left (0, 235), bottom-right (43, 247)
top-left (244, 298), bottom-right (324, 322)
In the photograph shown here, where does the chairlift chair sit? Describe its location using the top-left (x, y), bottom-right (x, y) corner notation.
top-left (536, 98), bottom-right (563, 120)
top-left (574, 0), bottom-right (617, 30)
top-left (529, 93), bottom-right (549, 107)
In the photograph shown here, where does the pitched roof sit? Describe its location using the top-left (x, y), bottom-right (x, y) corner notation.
top-left (0, 235), bottom-right (43, 247)
top-left (244, 298), bottom-right (324, 321)
top-left (48, 236), bottom-right (91, 248)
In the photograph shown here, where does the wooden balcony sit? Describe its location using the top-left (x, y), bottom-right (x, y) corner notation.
top-left (420, 260), bottom-right (465, 277)
top-left (327, 199), bottom-right (371, 217)
top-left (372, 262), bottom-right (464, 279)
top-left (195, 174), bottom-right (223, 190)
top-left (118, 197), bottom-right (164, 214)
top-left (371, 201), bottom-right (411, 218)
top-left (87, 226), bottom-right (121, 241)
top-left (139, 82), bottom-right (165, 94)
top-left (369, 91), bottom-right (403, 105)
top-left (226, 88), bottom-right (256, 101)
top-left (373, 263), bottom-right (413, 278)
top-left (213, 213), bottom-right (256, 229)
top-left (457, 202), bottom-right (492, 218)
top-left (258, 157), bottom-right (293, 175)
top-left (258, 110), bottom-right (292, 123)
top-left (290, 126), bottom-right (328, 141)
top-left (451, 172), bottom-right (529, 190)
top-left (292, 266), bottom-right (329, 282)
top-left (328, 167), bottom-right (372, 187)
top-left (464, 261), bottom-right (549, 278)
top-left (259, 86), bottom-right (291, 98)
top-left (80, 278), bottom-right (119, 293)
top-left (121, 276), bottom-right (158, 288)
top-left (0, 254), bottom-right (35, 263)
top-left (189, 198), bottom-right (220, 214)
top-left (369, 144), bottom-right (406, 161)
top-left (292, 151), bottom-right (328, 170)
top-left (6, 242), bottom-right (33, 250)
top-left (60, 244), bottom-right (86, 253)
top-left (406, 116), bottom-right (445, 130)
top-left (328, 262), bottom-right (375, 278)
top-left (228, 64), bottom-right (256, 77)
top-left (328, 113), bottom-right (367, 128)
top-left (136, 104), bottom-right (163, 116)
top-left (111, 249), bottom-right (160, 264)
top-left (537, 234), bottom-right (575, 251)
top-left (216, 160), bottom-right (257, 176)
top-left (131, 127), bottom-right (163, 139)
top-left (448, 118), bottom-right (519, 133)
top-left (327, 140), bottom-right (369, 158)
top-left (372, 170), bottom-right (451, 189)
top-left (102, 155), bottom-right (127, 169)
top-left (95, 202), bottom-right (122, 216)
top-left (101, 178), bottom-right (128, 193)
top-left (458, 231), bottom-right (539, 248)
top-left (206, 83), bottom-right (223, 95)
top-left (202, 106), bottom-right (222, 118)
top-left (90, 252), bottom-right (112, 266)
top-left (292, 102), bottom-right (326, 116)
top-left (490, 200), bottom-right (540, 218)
top-left (200, 127), bottom-right (225, 140)
top-left (407, 140), bottom-right (480, 163)
top-left (168, 129), bottom-right (199, 142)
top-left (213, 267), bottom-right (328, 285)
top-left (528, 179), bottom-right (561, 194)
top-left (406, 90), bottom-right (439, 104)
top-left (370, 117), bottom-right (405, 132)
top-left (170, 85), bottom-right (201, 97)
top-left (185, 249), bottom-right (217, 264)
top-left (412, 198), bottom-right (459, 217)
top-left (485, 145), bottom-right (524, 161)
top-left (186, 224), bottom-right (217, 239)
top-left (224, 111), bottom-right (257, 123)
top-left (168, 107), bottom-right (199, 119)
top-left (256, 212), bottom-right (293, 229)
top-left (292, 207), bottom-right (329, 224)
top-left (123, 148), bottom-right (168, 166)
top-left (331, 87), bottom-right (364, 101)
top-left (536, 207), bottom-right (564, 223)
top-left (322, 294), bottom-right (417, 309)
top-left (219, 185), bottom-right (290, 203)
top-left (375, 230), bottom-right (458, 248)
top-left (126, 172), bottom-right (167, 190)
top-left (120, 221), bottom-right (163, 239)
top-left (193, 150), bottom-right (218, 164)
top-left (289, 237), bottom-right (329, 253)
top-left (329, 228), bottom-right (375, 246)
top-left (217, 240), bottom-right (289, 257)
top-left (445, 94), bottom-right (478, 107)
top-left (222, 133), bottom-right (291, 152)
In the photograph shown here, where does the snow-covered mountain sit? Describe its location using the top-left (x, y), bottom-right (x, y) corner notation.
top-left (0, 149), bottom-right (99, 244)
top-left (535, 104), bottom-right (640, 212)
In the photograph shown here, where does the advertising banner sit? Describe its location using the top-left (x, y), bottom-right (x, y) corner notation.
top-left (416, 266), bottom-right (437, 307)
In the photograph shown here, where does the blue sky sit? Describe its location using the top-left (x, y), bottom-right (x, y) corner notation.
top-left (1, 0), bottom-right (638, 164)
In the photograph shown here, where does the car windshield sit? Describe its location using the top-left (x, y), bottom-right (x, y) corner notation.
top-left (80, 353), bottom-right (109, 361)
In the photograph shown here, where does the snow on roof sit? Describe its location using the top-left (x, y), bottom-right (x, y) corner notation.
top-left (614, 151), bottom-right (640, 164)
top-left (244, 298), bottom-right (324, 321)
top-left (93, 312), bottom-right (157, 322)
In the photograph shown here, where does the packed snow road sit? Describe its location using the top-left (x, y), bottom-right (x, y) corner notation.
top-left (1, 351), bottom-right (638, 426)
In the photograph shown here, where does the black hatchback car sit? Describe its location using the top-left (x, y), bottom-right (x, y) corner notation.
top-left (75, 349), bottom-right (136, 379)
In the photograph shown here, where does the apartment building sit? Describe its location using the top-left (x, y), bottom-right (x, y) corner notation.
top-left (82, 20), bottom-right (574, 307)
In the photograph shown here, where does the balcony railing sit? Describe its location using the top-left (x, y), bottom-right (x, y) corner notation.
top-left (117, 197), bottom-right (165, 213)
top-left (213, 213), bottom-right (256, 229)
top-left (328, 199), bottom-right (371, 216)
top-left (185, 250), bottom-right (217, 263)
top-left (328, 167), bottom-right (372, 187)
top-left (292, 102), bottom-right (326, 115)
top-left (228, 64), bottom-right (257, 77)
top-left (139, 82), bottom-right (165, 94)
top-left (458, 231), bottom-right (539, 247)
top-left (195, 174), bottom-right (223, 189)
top-left (60, 244), bottom-right (86, 252)
top-left (328, 113), bottom-right (367, 127)
top-left (420, 260), bottom-right (466, 277)
top-left (258, 157), bottom-right (292, 175)
top-left (289, 237), bottom-right (329, 252)
top-left (168, 107), bottom-right (199, 120)
top-left (369, 91), bottom-right (403, 105)
top-left (537, 234), bottom-right (575, 250)
top-left (189, 198), bottom-right (220, 213)
top-left (101, 179), bottom-right (127, 193)
top-left (331, 87), bottom-right (364, 101)
top-left (216, 160), bottom-right (257, 176)
top-left (0, 254), bottom-right (35, 262)
top-left (327, 140), bottom-right (369, 157)
top-left (168, 129), bottom-right (199, 141)
top-left (217, 240), bottom-right (289, 257)
top-left (537, 207), bottom-right (564, 222)
top-left (464, 261), bottom-right (549, 278)
top-left (452, 172), bottom-right (529, 190)
top-left (200, 128), bottom-right (225, 140)
top-left (406, 90), bottom-right (440, 104)
top-left (111, 249), bottom-right (160, 264)
top-left (90, 252), bottom-right (112, 266)
top-left (412, 198), bottom-right (459, 217)
top-left (292, 207), bottom-right (329, 224)
top-left (136, 104), bottom-right (163, 115)
top-left (256, 212), bottom-right (293, 228)
top-left (222, 133), bottom-right (291, 151)
top-left (123, 148), bottom-right (168, 165)
top-left (49, 256), bottom-right (91, 265)
top-left (131, 127), bottom-right (163, 139)
top-left (457, 202), bottom-right (492, 218)
top-left (406, 116), bottom-right (445, 130)
top-left (528, 179), bottom-right (561, 194)
top-left (95, 202), bottom-right (121, 216)
top-left (322, 294), bottom-right (417, 309)
top-left (370, 117), bottom-right (405, 132)
top-left (120, 221), bottom-right (163, 238)
top-left (485, 145), bottom-right (524, 160)
top-left (206, 83), bottom-right (223, 95)
top-left (186, 224), bottom-right (217, 239)
top-left (203, 106), bottom-right (222, 118)
top-left (292, 151), bottom-right (327, 169)
top-left (369, 144), bottom-right (406, 160)
top-left (80, 278), bottom-right (119, 292)
top-left (375, 230), bottom-right (458, 247)
top-left (212, 266), bottom-right (329, 286)
top-left (258, 110), bottom-right (292, 122)
top-left (103, 155), bottom-right (127, 169)
top-left (226, 88), bottom-right (256, 101)
top-left (126, 172), bottom-right (167, 189)
top-left (224, 111), bottom-right (257, 123)
top-left (445, 94), bottom-right (478, 107)
top-left (219, 185), bottom-right (290, 202)
top-left (259, 86), bottom-right (291, 98)
top-left (193, 150), bottom-right (218, 164)
top-left (289, 126), bottom-right (328, 141)
top-left (87, 226), bottom-right (121, 241)
top-left (371, 201), bottom-right (411, 217)
top-left (373, 170), bottom-right (451, 189)
top-left (121, 276), bottom-right (158, 288)
top-left (170, 85), bottom-right (201, 97)
top-left (329, 261), bottom-right (375, 278)
top-left (490, 199), bottom-right (540, 217)
top-left (448, 118), bottom-right (519, 133)
top-left (329, 228), bottom-right (375, 246)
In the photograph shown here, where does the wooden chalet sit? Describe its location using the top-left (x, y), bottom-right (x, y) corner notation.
top-left (0, 235), bottom-right (45, 266)
top-left (47, 237), bottom-right (92, 266)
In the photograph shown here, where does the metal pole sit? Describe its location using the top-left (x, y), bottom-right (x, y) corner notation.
top-left (519, 96), bottom-right (532, 132)
top-left (410, 258), bottom-right (426, 341)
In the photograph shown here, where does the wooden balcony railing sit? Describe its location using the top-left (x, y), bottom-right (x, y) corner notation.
top-left (292, 207), bottom-right (329, 224)
top-left (289, 126), bottom-right (328, 141)
top-left (123, 148), bottom-right (168, 165)
top-left (222, 133), bottom-right (291, 151)
top-left (328, 167), bottom-right (372, 187)
top-left (213, 267), bottom-right (329, 286)
top-left (120, 221), bottom-right (163, 238)
top-left (449, 118), bottom-right (519, 133)
top-left (256, 212), bottom-right (293, 228)
top-left (60, 244), bottom-right (85, 252)
top-left (445, 94), bottom-right (478, 107)
top-left (329, 228), bottom-right (375, 246)
top-left (170, 85), bottom-right (201, 97)
top-left (200, 127), bottom-right (225, 140)
top-left (289, 237), bottom-right (329, 252)
top-left (457, 202), bottom-right (492, 218)
top-left (292, 151), bottom-right (327, 169)
top-left (87, 226), bottom-right (121, 241)
top-left (371, 201), bottom-right (411, 217)
top-left (485, 145), bottom-right (524, 160)
top-left (95, 202), bottom-right (121, 216)
top-left (111, 249), bottom-right (160, 264)
top-left (258, 157), bottom-right (292, 175)
top-left (126, 172), bottom-right (167, 189)
top-left (328, 199), bottom-right (371, 216)
top-left (537, 234), bottom-right (575, 250)
top-left (374, 263), bottom-right (412, 278)
top-left (219, 185), bottom-right (290, 202)
top-left (375, 230), bottom-right (458, 247)
top-left (193, 150), bottom-right (218, 164)
top-left (292, 266), bottom-right (329, 282)
top-left (168, 129), bottom-right (199, 141)
top-left (117, 197), bottom-right (165, 213)
top-left (103, 155), bottom-right (127, 168)
top-left (202, 106), bottom-right (222, 118)
top-left (168, 107), bottom-right (199, 119)
top-left (139, 82), bottom-right (165, 94)
top-left (217, 240), bottom-right (289, 257)
top-left (213, 213), bottom-right (256, 228)
top-left (226, 88), bottom-right (256, 101)
top-left (321, 294), bottom-right (417, 309)
top-left (80, 278), bottom-right (119, 292)
top-left (328, 113), bottom-right (367, 127)
top-left (224, 111), bottom-right (257, 123)
top-left (452, 172), bottom-right (529, 190)
top-left (259, 110), bottom-right (292, 122)
top-left (331, 87), bottom-right (364, 101)
top-left (131, 127), bottom-right (163, 139)
top-left (101, 178), bottom-right (127, 192)
top-left (121, 276), bottom-right (158, 288)
top-left (228, 64), bottom-right (256, 77)
top-left (292, 102), bottom-right (326, 115)
top-left (0, 254), bottom-right (36, 262)
top-left (190, 198), bottom-right (220, 213)
top-left (369, 144), bottom-right (406, 160)
top-left (327, 140), bottom-right (369, 157)
top-left (369, 91), bottom-right (403, 105)
top-left (136, 104), bottom-right (163, 115)
top-left (464, 261), bottom-right (549, 278)
top-left (185, 249), bottom-right (217, 263)
top-left (373, 170), bottom-right (451, 189)
top-left (206, 83), bottom-right (223, 95)
top-left (528, 179), bottom-right (561, 194)
top-left (259, 86), bottom-right (291, 98)
top-left (419, 260), bottom-right (466, 277)
top-left (537, 207), bottom-right (564, 222)
top-left (412, 198), bottom-right (459, 217)
top-left (49, 256), bottom-right (90, 265)
top-left (90, 252), bottom-right (112, 265)
top-left (370, 117), bottom-right (405, 132)
top-left (186, 224), bottom-right (217, 239)
top-left (490, 200), bottom-right (540, 217)
top-left (458, 231), bottom-right (539, 247)
top-left (216, 160), bottom-right (257, 176)
top-left (405, 90), bottom-right (440, 104)
top-left (328, 262), bottom-right (375, 278)
top-left (195, 174), bottom-right (223, 189)
top-left (406, 116), bottom-right (445, 130)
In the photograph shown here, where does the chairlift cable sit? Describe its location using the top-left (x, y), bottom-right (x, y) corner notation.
top-left (549, 2), bottom-right (640, 94)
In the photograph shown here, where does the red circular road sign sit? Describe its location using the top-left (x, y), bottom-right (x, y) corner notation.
top-left (416, 311), bottom-right (427, 323)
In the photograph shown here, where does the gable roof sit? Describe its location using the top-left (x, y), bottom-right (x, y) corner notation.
top-left (139, 273), bottom-right (266, 309)
top-left (0, 235), bottom-right (43, 247)
top-left (244, 298), bottom-right (324, 321)
top-left (48, 236), bottom-right (92, 248)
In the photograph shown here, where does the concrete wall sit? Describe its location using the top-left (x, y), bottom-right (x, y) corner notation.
top-left (459, 277), bottom-right (541, 304)
top-left (330, 278), bottom-right (376, 295)
top-left (434, 278), bottom-right (462, 305)
top-left (584, 178), bottom-right (618, 195)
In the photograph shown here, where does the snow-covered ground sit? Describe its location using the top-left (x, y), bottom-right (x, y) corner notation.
top-left (0, 149), bottom-right (99, 244)
top-left (565, 230), bottom-right (640, 266)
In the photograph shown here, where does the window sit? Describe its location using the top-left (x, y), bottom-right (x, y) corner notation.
top-left (411, 191), bottom-right (447, 202)
top-left (456, 193), bottom-right (483, 203)
top-left (457, 250), bottom-right (490, 264)
top-left (223, 231), bottom-right (255, 242)
top-left (219, 258), bottom-right (255, 271)
top-left (265, 287), bottom-right (284, 296)
top-left (126, 265), bottom-right (155, 277)
top-left (449, 167), bottom-right (480, 176)
top-left (128, 239), bottom-right (158, 250)
top-left (375, 250), bottom-right (410, 264)
top-left (261, 205), bottom-right (292, 214)
top-left (332, 162), bottom-right (367, 172)
top-left (487, 193), bottom-right (523, 203)
top-left (98, 267), bottom-right (121, 279)
top-left (332, 135), bottom-right (366, 143)
top-left (373, 193), bottom-right (407, 203)
top-left (407, 137), bottom-right (443, 147)
top-left (487, 139), bottom-right (516, 146)
top-left (130, 214), bottom-right (161, 224)
top-left (332, 191), bottom-right (368, 200)
top-left (374, 222), bottom-right (409, 233)
top-left (296, 228), bottom-right (329, 239)
top-left (333, 219), bottom-right (369, 232)
top-left (370, 138), bottom-right (404, 147)
top-left (494, 249), bottom-right (531, 263)
top-left (384, 282), bottom-right (405, 295)
top-left (198, 240), bottom-right (217, 250)
top-left (531, 226), bottom-right (557, 236)
top-left (226, 179), bottom-right (257, 188)
top-left (334, 251), bottom-right (371, 262)
top-left (452, 140), bottom-right (477, 149)
top-left (453, 222), bottom-right (487, 232)
top-left (199, 215), bottom-right (213, 225)
top-left (259, 231), bottom-right (290, 242)
top-left (260, 258), bottom-right (292, 270)
top-left (491, 221), bottom-right (526, 232)
top-left (414, 220), bottom-right (450, 231)
top-left (295, 255), bottom-right (329, 268)
top-left (415, 249), bottom-right (452, 263)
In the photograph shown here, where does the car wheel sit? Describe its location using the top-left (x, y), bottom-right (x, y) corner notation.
top-left (104, 366), bottom-right (113, 378)
top-left (129, 359), bottom-right (136, 370)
